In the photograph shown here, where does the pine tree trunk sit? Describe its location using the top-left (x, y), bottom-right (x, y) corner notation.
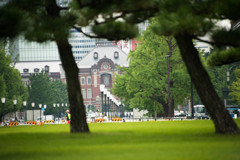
top-left (56, 38), bottom-right (89, 133)
top-left (175, 34), bottom-right (239, 134)
top-left (45, 0), bottom-right (89, 133)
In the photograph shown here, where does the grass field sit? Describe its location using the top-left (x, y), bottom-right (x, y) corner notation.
top-left (0, 120), bottom-right (240, 160)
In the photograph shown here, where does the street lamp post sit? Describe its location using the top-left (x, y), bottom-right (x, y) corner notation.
top-left (101, 92), bottom-right (104, 116)
top-left (13, 99), bottom-right (17, 121)
top-left (23, 101), bottom-right (27, 121)
top-left (44, 105), bottom-right (47, 121)
top-left (1, 97), bottom-right (5, 123)
top-left (100, 85), bottom-right (104, 116)
top-left (57, 103), bottom-right (60, 121)
top-left (190, 78), bottom-right (194, 119)
top-left (112, 98), bottom-right (116, 117)
top-left (114, 98), bottom-right (117, 117)
top-left (107, 91), bottom-right (110, 118)
top-left (61, 103), bottom-right (64, 120)
top-left (53, 104), bottom-right (56, 121)
top-left (109, 95), bottom-right (113, 118)
top-left (39, 104), bottom-right (42, 122)
top-left (103, 88), bottom-right (107, 116)
top-left (31, 102), bottom-right (35, 121)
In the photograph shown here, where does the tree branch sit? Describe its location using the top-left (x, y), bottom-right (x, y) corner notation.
top-left (72, 25), bottom-right (100, 38)
top-left (193, 36), bottom-right (216, 45)
top-left (59, 7), bottom-right (69, 10)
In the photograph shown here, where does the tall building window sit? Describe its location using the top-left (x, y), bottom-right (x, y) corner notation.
top-left (87, 77), bottom-right (92, 85)
top-left (87, 88), bottom-right (92, 98)
top-left (81, 89), bottom-right (86, 99)
top-left (81, 77), bottom-right (85, 85)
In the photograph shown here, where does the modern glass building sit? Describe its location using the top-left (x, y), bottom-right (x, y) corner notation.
top-left (10, 28), bottom-right (108, 62)
top-left (69, 28), bottom-right (110, 60)
top-left (13, 38), bottom-right (60, 62)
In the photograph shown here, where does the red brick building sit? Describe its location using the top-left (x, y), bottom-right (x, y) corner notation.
top-left (76, 43), bottom-right (129, 112)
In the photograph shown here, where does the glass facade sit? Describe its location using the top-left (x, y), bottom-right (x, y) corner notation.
top-left (17, 38), bottom-right (60, 61)
top-left (69, 28), bottom-right (97, 60)
top-left (10, 27), bottom-right (112, 62)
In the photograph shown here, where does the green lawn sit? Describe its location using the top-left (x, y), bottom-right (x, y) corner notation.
top-left (0, 120), bottom-right (240, 160)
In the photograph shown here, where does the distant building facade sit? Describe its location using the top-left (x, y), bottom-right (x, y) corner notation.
top-left (15, 43), bottom-right (128, 112)
top-left (76, 42), bottom-right (128, 111)
top-left (14, 61), bottom-right (62, 85)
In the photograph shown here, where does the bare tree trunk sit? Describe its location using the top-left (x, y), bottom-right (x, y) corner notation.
top-left (166, 37), bottom-right (176, 117)
top-left (175, 34), bottom-right (239, 134)
top-left (56, 38), bottom-right (89, 133)
top-left (157, 99), bottom-right (168, 117)
top-left (168, 97), bottom-right (174, 117)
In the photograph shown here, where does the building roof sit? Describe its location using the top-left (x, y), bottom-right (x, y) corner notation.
top-left (77, 46), bottom-right (129, 68)
top-left (14, 46), bottom-right (129, 74)
top-left (14, 61), bottom-right (62, 73)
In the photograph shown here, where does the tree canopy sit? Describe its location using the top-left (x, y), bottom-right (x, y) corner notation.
top-left (73, 0), bottom-right (239, 133)
top-left (0, 43), bottom-right (28, 122)
top-left (0, 0), bottom-right (239, 133)
top-left (229, 69), bottom-right (240, 105)
top-left (27, 72), bottom-right (68, 116)
top-left (113, 25), bottom-right (190, 117)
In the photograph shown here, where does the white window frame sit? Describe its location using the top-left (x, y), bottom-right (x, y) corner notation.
top-left (87, 88), bottom-right (92, 98)
top-left (81, 77), bottom-right (85, 85)
top-left (81, 89), bottom-right (86, 99)
top-left (87, 77), bottom-right (92, 85)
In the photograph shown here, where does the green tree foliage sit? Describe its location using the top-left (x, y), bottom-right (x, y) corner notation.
top-left (73, 0), bottom-right (240, 133)
top-left (229, 69), bottom-right (240, 104)
top-left (27, 72), bottom-right (68, 117)
top-left (204, 49), bottom-right (240, 103)
top-left (0, 44), bottom-right (28, 122)
top-left (113, 26), bottom-right (190, 117)
top-left (28, 72), bottom-right (54, 108)
top-left (48, 80), bottom-right (69, 117)
top-left (1, 0), bottom-right (239, 133)
top-left (0, 0), bottom-right (89, 132)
